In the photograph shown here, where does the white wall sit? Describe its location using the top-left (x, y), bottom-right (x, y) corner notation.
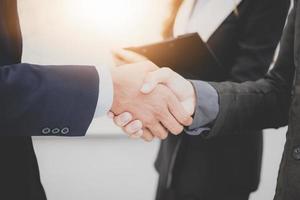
top-left (33, 137), bottom-right (160, 200)
top-left (17, 0), bottom-right (287, 199)
top-left (32, 129), bottom-right (286, 200)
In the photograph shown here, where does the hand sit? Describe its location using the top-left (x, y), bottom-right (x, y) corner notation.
top-left (110, 67), bottom-right (196, 141)
top-left (112, 49), bottom-right (147, 66)
top-left (141, 67), bottom-right (196, 115)
top-left (113, 49), bottom-right (194, 105)
top-left (110, 62), bottom-right (193, 141)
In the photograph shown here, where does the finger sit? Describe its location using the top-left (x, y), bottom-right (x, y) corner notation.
top-left (124, 120), bottom-right (143, 134)
top-left (130, 129), bottom-right (144, 139)
top-left (141, 67), bottom-right (173, 94)
top-left (167, 94), bottom-right (193, 126)
top-left (159, 111), bottom-right (184, 135)
top-left (112, 55), bottom-right (128, 66)
top-left (181, 98), bottom-right (196, 116)
top-left (141, 129), bottom-right (155, 142)
top-left (147, 123), bottom-right (168, 140)
top-left (114, 112), bottom-right (133, 127)
top-left (107, 111), bottom-right (115, 119)
top-left (111, 50), bottom-right (132, 66)
top-left (112, 49), bottom-right (147, 63)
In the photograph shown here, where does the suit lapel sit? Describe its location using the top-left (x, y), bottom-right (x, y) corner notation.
top-left (188, 0), bottom-right (242, 42)
top-left (166, 0), bottom-right (242, 191)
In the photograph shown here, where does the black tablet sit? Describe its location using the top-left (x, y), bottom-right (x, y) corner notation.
top-left (125, 33), bottom-right (224, 81)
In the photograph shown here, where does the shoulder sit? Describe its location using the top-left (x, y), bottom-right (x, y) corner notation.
top-left (239, 0), bottom-right (290, 12)
top-left (237, 0), bottom-right (290, 21)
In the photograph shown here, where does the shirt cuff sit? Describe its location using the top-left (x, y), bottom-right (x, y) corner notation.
top-left (185, 80), bottom-right (219, 135)
top-left (93, 65), bottom-right (114, 118)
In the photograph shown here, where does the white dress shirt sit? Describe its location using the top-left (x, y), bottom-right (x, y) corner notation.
top-left (93, 66), bottom-right (114, 118)
top-left (174, 0), bottom-right (242, 42)
top-left (173, 0), bottom-right (210, 37)
top-left (84, 65), bottom-right (113, 136)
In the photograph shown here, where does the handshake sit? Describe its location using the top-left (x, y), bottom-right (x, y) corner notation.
top-left (108, 50), bottom-right (196, 141)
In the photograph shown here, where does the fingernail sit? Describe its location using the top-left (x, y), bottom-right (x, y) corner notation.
top-left (120, 113), bottom-right (131, 125)
top-left (141, 83), bottom-right (151, 93)
top-left (129, 121), bottom-right (142, 132)
top-left (145, 135), bottom-right (154, 142)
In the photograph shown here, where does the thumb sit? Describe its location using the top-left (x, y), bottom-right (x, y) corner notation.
top-left (181, 99), bottom-right (195, 116)
top-left (140, 68), bottom-right (173, 94)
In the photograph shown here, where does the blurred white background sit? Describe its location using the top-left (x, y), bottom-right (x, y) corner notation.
top-left (17, 0), bottom-right (287, 199)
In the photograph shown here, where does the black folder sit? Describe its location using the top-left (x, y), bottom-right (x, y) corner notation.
top-left (126, 33), bottom-right (224, 81)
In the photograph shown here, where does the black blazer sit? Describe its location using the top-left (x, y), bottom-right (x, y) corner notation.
top-left (0, 0), bottom-right (99, 199)
top-left (155, 0), bottom-right (290, 199)
top-left (200, 1), bottom-right (300, 199)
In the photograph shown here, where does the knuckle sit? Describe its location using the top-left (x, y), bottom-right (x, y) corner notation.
top-left (157, 134), bottom-right (164, 140)
top-left (161, 133), bottom-right (168, 140)
top-left (163, 90), bottom-right (173, 101)
top-left (144, 60), bottom-right (157, 70)
top-left (157, 128), bottom-right (168, 140)
top-left (173, 125), bottom-right (184, 135)
top-left (156, 130), bottom-right (166, 139)
top-left (182, 115), bottom-right (191, 124)
top-left (161, 67), bottom-right (172, 74)
top-left (144, 135), bottom-right (153, 142)
top-left (153, 105), bottom-right (164, 117)
top-left (144, 117), bottom-right (156, 127)
top-left (154, 111), bottom-right (163, 118)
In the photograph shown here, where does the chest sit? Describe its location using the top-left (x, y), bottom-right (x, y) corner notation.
top-left (206, 13), bottom-right (240, 69)
top-left (174, 0), bottom-right (248, 70)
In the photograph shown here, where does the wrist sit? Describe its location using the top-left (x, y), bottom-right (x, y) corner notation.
top-left (110, 67), bottom-right (121, 112)
top-left (93, 65), bottom-right (114, 117)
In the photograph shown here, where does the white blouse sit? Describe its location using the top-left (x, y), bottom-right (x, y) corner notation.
top-left (174, 0), bottom-right (242, 42)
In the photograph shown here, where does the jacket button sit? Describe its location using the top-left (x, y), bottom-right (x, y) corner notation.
top-left (42, 128), bottom-right (51, 135)
top-left (52, 128), bottom-right (60, 134)
top-left (292, 146), bottom-right (300, 160)
top-left (61, 127), bottom-right (70, 135)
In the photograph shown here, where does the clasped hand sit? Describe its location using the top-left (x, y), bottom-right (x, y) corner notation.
top-left (109, 49), bottom-right (196, 141)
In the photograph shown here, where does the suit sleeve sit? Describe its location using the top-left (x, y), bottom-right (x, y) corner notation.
top-left (205, 7), bottom-right (296, 138)
top-left (0, 63), bottom-right (100, 136)
top-left (185, 0), bottom-right (291, 135)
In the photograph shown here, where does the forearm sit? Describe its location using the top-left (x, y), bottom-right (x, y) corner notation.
top-left (187, 7), bottom-right (295, 138)
top-left (186, 75), bottom-right (291, 138)
top-left (207, 76), bottom-right (291, 138)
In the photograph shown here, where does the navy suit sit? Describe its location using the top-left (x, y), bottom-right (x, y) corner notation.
top-left (0, 0), bottom-right (99, 199)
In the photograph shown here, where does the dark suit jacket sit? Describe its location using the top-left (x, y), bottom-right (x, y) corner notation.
top-left (199, 0), bottom-right (300, 199)
top-left (0, 0), bottom-right (99, 199)
top-left (155, 0), bottom-right (290, 199)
